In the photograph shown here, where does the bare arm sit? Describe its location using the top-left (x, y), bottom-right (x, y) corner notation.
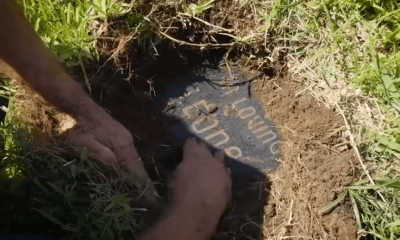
top-left (0, 0), bottom-right (148, 179)
top-left (0, 0), bottom-right (100, 121)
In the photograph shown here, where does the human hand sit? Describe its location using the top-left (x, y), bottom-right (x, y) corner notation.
top-left (170, 138), bottom-right (232, 227)
top-left (138, 139), bottom-right (231, 240)
top-left (61, 108), bottom-right (148, 179)
top-left (0, 0), bottom-right (147, 179)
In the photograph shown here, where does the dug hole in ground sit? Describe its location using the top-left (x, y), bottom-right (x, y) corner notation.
top-left (9, 2), bottom-right (360, 240)
top-left (13, 45), bottom-right (358, 240)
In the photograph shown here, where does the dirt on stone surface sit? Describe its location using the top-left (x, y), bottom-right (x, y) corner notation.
top-left (84, 61), bottom-right (359, 240)
top-left (252, 76), bottom-right (358, 239)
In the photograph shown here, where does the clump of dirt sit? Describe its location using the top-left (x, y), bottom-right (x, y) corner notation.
top-left (12, 82), bottom-right (54, 132)
top-left (252, 76), bottom-right (358, 239)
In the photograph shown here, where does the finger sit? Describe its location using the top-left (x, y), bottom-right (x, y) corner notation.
top-left (199, 141), bottom-right (208, 149)
top-left (68, 132), bottom-right (117, 167)
top-left (113, 144), bottom-right (149, 179)
top-left (183, 138), bottom-right (198, 151)
top-left (182, 138), bottom-right (199, 160)
top-left (214, 150), bottom-right (225, 163)
top-left (183, 138), bottom-right (213, 161)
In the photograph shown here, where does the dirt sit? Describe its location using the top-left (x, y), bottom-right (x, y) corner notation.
top-left (252, 76), bottom-right (358, 239)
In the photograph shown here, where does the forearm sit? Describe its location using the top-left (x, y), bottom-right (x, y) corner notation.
top-left (140, 201), bottom-right (219, 240)
top-left (0, 0), bottom-right (102, 121)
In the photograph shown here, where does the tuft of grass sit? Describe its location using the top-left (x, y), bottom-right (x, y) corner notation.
top-left (349, 178), bottom-right (400, 238)
top-left (26, 147), bottom-right (155, 240)
top-left (0, 113), bottom-right (156, 239)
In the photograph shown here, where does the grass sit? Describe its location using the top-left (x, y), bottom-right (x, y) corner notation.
top-left (1, 0), bottom-right (400, 239)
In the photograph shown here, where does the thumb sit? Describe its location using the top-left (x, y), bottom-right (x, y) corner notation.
top-left (183, 138), bottom-right (213, 162)
top-left (182, 138), bottom-right (199, 161)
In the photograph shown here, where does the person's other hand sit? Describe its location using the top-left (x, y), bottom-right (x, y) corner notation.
top-left (61, 109), bottom-right (148, 179)
top-left (170, 138), bottom-right (232, 224)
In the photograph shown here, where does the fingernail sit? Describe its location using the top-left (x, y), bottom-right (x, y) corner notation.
top-left (226, 167), bottom-right (231, 174)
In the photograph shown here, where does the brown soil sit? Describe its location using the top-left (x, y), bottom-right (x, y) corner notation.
top-left (252, 76), bottom-right (358, 239)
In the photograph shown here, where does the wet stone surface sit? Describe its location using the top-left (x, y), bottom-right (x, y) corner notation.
top-left (158, 67), bottom-right (280, 176)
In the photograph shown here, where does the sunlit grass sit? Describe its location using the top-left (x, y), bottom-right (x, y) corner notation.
top-left (19, 0), bottom-right (136, 66)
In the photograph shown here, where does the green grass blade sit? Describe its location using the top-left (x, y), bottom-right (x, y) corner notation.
top-left (319, 190), bottom-right (348, 215)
